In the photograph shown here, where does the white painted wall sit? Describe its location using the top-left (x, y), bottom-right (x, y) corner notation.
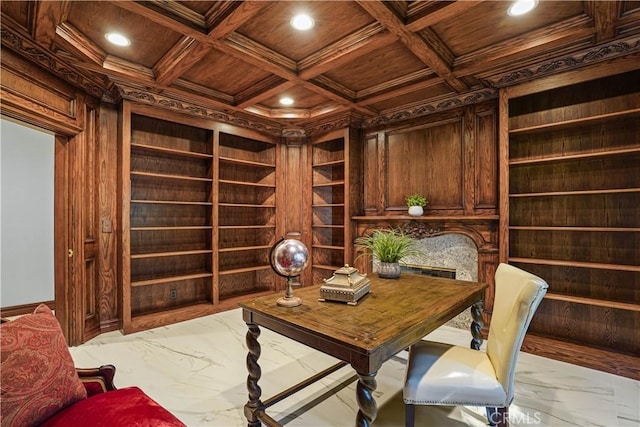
top-left (0, 118), bottom-right (55, 307)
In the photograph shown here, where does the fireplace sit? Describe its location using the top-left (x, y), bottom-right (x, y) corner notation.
top-left (353, 216), bottom-right (500, 328)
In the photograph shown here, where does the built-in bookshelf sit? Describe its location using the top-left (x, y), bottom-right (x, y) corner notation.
top-left (217, 132), bottom-right (277, 301)
top-left (501, 70), bottom-right (640, 377)
top-left (123, 106), bottom-right (214, 333)
top-left (121, 103), bottom-right (279, 333)
top-left (310, 129), bottom-right (361, 285)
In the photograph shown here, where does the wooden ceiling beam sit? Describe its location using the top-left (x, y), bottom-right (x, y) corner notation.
top-left (110, 1), bottom-right (209, 42)
top-left (205, 1), bottom-right (272, 39)
top-left (29, 0), bottom-right (70, 49)
top-left (55, 22), bottom-right (106, 66)
top-left (358, 75), bottom-right (445, 106)
top-left (298, 23), bottom-right (396, 79)
top-left (588, 0), bottom-right (621, 43)
top-left (355, 0), bottom-right (467, 91)
top-left (218, 34), bottom-right (378, 117)
top-left (455, 15), bottom-right (594, 73)
top-left (406, 0), bottom-right (486, 32)
top-left (153, 37), bottom-right (212, 86)
top-left (236, 80), bottom-right (296, 108)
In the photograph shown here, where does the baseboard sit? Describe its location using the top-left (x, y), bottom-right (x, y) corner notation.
top-left (521, 334), bottom-right (640, 381)
top-left (0, 300), bottom-right (55, 318)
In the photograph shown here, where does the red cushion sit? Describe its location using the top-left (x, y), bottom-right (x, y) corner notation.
top-left (41, 386), bottom-right (186, 427)
top-left (0, 305), bottom-right (87, 426)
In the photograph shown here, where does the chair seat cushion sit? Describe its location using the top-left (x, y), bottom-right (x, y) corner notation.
top-left (403, 341), bottom-right (507, 407)
top-left (40, 386), bottom-right (186, 427)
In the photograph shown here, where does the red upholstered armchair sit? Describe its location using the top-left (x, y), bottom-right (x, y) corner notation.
top-left (1, 305), bottom-right (185, 427)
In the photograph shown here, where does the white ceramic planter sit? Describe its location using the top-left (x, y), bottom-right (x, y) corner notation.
top-left (408, 206), bottom-right (424, 216)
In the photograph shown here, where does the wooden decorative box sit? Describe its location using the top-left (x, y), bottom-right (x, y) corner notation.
top-left (318, 265), bottom-right (370, 305)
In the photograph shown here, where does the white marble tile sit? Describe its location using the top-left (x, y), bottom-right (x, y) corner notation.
top-left (614, 376), bottom-right (640, 426)
top-left (69, 309), bottom-right (640, 427)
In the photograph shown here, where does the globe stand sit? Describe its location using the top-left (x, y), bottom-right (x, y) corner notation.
top-left (277, 276), bottom-right (302, 307)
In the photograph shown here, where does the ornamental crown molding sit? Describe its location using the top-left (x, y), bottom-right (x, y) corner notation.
top-left (483, 34), bottom-right (640, 88)
top-left (116, 84), bottom-right (285, 137)
top-left (0, 21), bottom-right (109, 101)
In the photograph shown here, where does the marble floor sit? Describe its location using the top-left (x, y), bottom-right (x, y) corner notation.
top-left (69, 308), bottom-right (639, 427)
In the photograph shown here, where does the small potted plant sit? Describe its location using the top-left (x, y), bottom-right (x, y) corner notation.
top-left (405, 193), bottom-right (428, 216)
top-left (355, 228), bottom-right (420, 279)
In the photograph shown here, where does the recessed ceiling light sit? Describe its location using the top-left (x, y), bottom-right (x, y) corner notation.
top-left (105, 32), bottom-right (131, 47)
top-left (290, 14), bottom-right (314, 31)
top-left (508, 0), bottom-right (538, 16)
top-left (279, 97), bottom-right (294, 106)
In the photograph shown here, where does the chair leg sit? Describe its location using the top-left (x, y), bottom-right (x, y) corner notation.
top-left (405, 403), bottom-right (415, 427)
top-left (486, 406), bottom-right (509, 427)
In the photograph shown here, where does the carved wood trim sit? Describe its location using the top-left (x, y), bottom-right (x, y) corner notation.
top-left (1, 15), bottom-right (107, 100)
top-left (116, 84), bottom-right (284, 137)
top-left (483, 34), bottom-right (640, 87)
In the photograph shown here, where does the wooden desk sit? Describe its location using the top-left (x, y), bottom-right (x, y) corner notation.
top-left (239, 274), bottom-right (487, 427)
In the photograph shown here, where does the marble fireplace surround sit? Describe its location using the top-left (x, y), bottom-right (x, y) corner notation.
top-left (353, 216), bottom-right (500, 327)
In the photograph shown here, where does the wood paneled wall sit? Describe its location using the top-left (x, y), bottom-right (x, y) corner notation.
top-left (363, 101), bottom-right (498, 216)
top-left (0, 47), bottom-right (118, 344)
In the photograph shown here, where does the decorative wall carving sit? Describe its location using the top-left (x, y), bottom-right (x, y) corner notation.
top-left (485, 35), bottom-right (640, 87)
top-left (0, 23), bottom-right (108, 101)
top-left (117, 84), bottom-right (285, 137)
top-left (363, 88), bottom-right (497, 127)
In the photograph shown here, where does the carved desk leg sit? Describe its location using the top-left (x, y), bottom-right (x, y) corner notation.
top-left (244, 323), bottom-right (264, 427)
top-left (355, 371), bottom-right (378, 427)
top-left (470, 300), bottom-right (484, 350)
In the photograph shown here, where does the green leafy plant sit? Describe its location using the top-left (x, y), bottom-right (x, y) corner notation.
top-left (405, 193), bottom-right (428, 207)
top-left (355, 228), bottom-right (421, 263)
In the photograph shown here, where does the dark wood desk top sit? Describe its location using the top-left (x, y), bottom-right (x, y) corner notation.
top-left (240, 274), bottom-right (487, 373)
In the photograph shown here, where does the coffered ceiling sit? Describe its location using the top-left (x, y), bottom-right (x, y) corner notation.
top-left (2, 1), bottom-right (640, 135)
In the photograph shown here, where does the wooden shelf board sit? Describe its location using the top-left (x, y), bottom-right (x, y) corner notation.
top-left (219, 179), bottom-right (275, 188)
top-left (509, 147), bottom-right (640, 166)
top-left (509, 188), bottom-right (640, 198)
top-left (313, 203), bottom-right (345, 208)
top-left (313, 264), bottom-right (342, 271)
top-left (131, 249), bottom-right (212, 259)
top-left (520, 334), bottom-right (640, 380)
top-left (131, 199), bottom-right (213, 206)
top-left (131, 272), bottom-right (213, 287)
top-left (131, 171), bottom-right (211, 182)
top-left (312, 244), bottom-right (345, 250)
top-left (313, 159), bottom-right (345, 167)
top-left (352, 215), bottom-right (499, 221)
top-left (131, 143), bottom-right (213, 159)
top-left (509, 96), bottom-right (640, 134)
top-left (131, 226), bottom-right (213, 231)
top-left (218, 245), bottom-right (271, 253)
top-left (509, 257), bottom-right (640, 272)
top-left (544, 292), bottom-right (640, 312)
top-left (312, 181), bottom-right (345, 187)
top-left (218, 265), bottom-right (272, 275)
top-left (312, 224), bottom-right (345, 229)
top-left (219, 203), bottom-right (276, 208)
top-left (219, 225), bottom-right (275, 230)
top-left (219, 156), bottom-right (274, 168)
top-left (509, 226), bottom-right (640, 232)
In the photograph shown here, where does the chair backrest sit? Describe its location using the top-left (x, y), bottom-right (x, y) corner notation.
top-left (486, 263), bottom-right (548, 404)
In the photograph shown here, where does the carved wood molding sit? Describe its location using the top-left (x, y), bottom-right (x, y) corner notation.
top-left (354, 217), bottom-right (499, 253)
top-left (0, 17), bottom-right (110, 102)
top-left (484, 34), bottom-right (640, 87)
top-left (116, 84), bottom-right (284, 137)
top-left (363, 88), bottom-right (497, 127)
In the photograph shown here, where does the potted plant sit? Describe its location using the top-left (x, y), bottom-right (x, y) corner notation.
top-left (405, 193), bottom-right (428, 216)
top-left (355, 228), bottom-right (420, 279)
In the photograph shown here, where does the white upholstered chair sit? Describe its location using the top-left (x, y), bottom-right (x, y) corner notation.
top-left (403, 263), bottom-right (548, 427)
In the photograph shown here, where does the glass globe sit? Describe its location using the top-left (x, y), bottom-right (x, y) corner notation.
top-left (270, 238), bottom-right (309, 278)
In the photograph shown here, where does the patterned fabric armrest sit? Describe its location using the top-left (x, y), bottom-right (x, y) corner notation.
top-left (76, 364), bottom-right (117, 396)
